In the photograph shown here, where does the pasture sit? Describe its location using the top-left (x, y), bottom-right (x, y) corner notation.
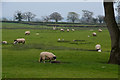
top-left (2, 22), bottom-right (118, 78)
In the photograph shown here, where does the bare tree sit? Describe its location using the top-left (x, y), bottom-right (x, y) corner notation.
top-left (14, 11), bottom-right (24, 21)
top-left (42, 16), bottom-right (50, 22)
top-left (82, 10), bottom-right (94, 23)
top-left (104, 0), bottom-right (120, 64)
top-left (97, 15), bottom-right (104, 23)
top-left (49, 12), bottom-right (63, 22)
top-left (67, 12), bottom-right (79, 23)
top-left (23, 12), bottom-right (36, 22)
top-left (92, 17), bottom-right (98, 23)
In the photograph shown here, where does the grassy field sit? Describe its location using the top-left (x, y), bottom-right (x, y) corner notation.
top-left (2, 22), bottom-right (118, 78)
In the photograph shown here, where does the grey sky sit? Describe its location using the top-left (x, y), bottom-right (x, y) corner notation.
top-left (2, 2), bottom-right (105, 20)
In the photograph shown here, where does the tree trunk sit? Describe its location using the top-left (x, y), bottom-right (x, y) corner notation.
top-left (104, 1), bottom-right (120, 64)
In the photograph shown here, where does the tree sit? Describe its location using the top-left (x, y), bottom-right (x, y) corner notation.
top-left (42, 16), bottom-right (51, 22)
top-left (104, 0), bottom-right (120, 64)
top-left (23, 12), bottom-right (36, 22)
top-left (97, 15), bottom-right (104, 23)
top-left (92, 17), bottom-right (98, 23)
top-left (49, 12), bottom-right (63, 22)
top-left (82, 10), bottom-right (93, 23)
top-left (2, 17), bottom-right (8, 21)
top-left (115, 1), bottom-right (120, 23)
top-left (14, 11), bottom-right (24, 21)
top-left (67, 12), bottom-right (79, 23)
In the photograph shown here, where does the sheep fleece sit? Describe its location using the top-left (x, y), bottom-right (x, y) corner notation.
top-left (39, 52), bottom-right (56, 61)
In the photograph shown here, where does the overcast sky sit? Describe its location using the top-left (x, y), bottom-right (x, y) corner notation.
top-left (1, 2), bottom-right (112, 21)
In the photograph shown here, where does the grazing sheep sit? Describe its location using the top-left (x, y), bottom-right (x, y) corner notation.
top-left (60, 29), bottom-right (64, 32)
top-left (95, 44), bottom-right (101, 52)
top-left (53, 26), bottom-right (56, 30)
top-left (14, 38), bottom-right (25, 44)
top-left (39, 52), bottom-right (56, 63)
top-left (36, 33), bottom-right (39, 35)
top-left (58, 38), bottom-right (61, 41)
top-left (92, 32), bottom-right (97, 36)
top-left (2, 41), bottom-right (7, 44)
top-left (67, 29), bottom-right (70, 32)
top-left (72, 29), bottom-right (75, 32)
top-left (98, 29), bottom-right (102, 32)
top-left (88, 35), bottom-right (90, 37)
top-left (25, 31), bottom-right (30, 35)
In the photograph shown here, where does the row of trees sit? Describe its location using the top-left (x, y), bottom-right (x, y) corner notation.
top-left (2, 10), bottom-right (104, 24)
top-left (42, 10), bottom-right (104, 23)
top-left (14, 11), bottom-right (36, 22)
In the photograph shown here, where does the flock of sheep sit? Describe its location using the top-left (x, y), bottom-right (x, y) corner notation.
top-left (1, 27), bottom-right (103, 63)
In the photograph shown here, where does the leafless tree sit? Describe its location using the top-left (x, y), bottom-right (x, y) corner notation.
top-left (23, 12), bottom-right (36, 22)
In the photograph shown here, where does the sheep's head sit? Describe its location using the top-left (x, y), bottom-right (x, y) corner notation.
top-left (53, 56), bottom-right (56, 61)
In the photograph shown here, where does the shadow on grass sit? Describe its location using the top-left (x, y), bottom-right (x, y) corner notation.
top-left (9, 43), bottom-right (97, 52)
top-left (36, 60), bottom-right (71, 64)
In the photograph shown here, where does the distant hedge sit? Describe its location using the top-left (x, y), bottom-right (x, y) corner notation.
top-left (2, 21), bottom-right (106, 27)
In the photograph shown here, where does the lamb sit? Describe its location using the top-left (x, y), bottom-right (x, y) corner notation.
top-left (25, 31), bottom-right (30, 35)
top-left (39, 52), bottom-right (56, 63)
top-left (60, 29), bottom-right (64, 32)
top-left (95, 44), bottom-right (101, 52)
top-left (36, 33), bottom-right (39, 35)
top-left (98, 29), bottom-right (102, 32)
top-left (67, 29), bottom-right (70, 32)
top-left (14, 38), bottom-right (25, 44)
top-left (2, 41), bottom-right (7, 44)
top-left (72, 29), bottom-right (75, 32)
top-left (53, 26), bottom-right (56, 30)
top-left (92, 32), bottom-right (97, 36)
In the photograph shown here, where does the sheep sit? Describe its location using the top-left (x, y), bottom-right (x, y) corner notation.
top-left (67, 29), bottom-right (70, 32)
top-left (53, 26), bottom-right (56, 30)
top-left (98, 29), bottom-right (102, 32)
top-left (92, 32), bottom-right (97, 36)
top-left (25, 31), bottom-right (30, 35)
top-left (58, 38), bottom-right (61, 41)
top-left (36, 33), bottom-right (39, 35)
top-left (95, 44), bottom-right (101, 52)
top-left (2, 41), bottom-right (7, 44)
top-left (14, 38), bottom-right (25, 44)
top-left (72, 29), bottom-right (75, 32)
top-left (60, 29), bottom-right (64, 32)
top-left (39, 52), bottom-right (56, 63)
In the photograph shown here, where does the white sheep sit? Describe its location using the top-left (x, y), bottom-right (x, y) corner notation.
top-left (53, 26), bottom-right (56, 30)
top-left (72, 29), bottom-right (75, 32)
top-left (25, 31), bottom-right (30, 35)
top-left (58, 38), bottom-right (61, 41)
top-left (67, 29), bottom-right (70, 32)
top-left (36, 33), bottom-right (39, 35)
top-left (95, 44), bottom-right (101, 52)
top-left (39, 52), bottom-right (56, 63)
top-left (92, 32), bottom-right (97, 36)
top-left (14, 38), bottom-right (25, 44)
top-left (98, 29), bottom-right (102, 32)
top-left (2, 41), bottom-right (7, 44)
top-left (60, 29), bottom-right (64, 32)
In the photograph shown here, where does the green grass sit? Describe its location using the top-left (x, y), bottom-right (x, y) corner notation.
top-left (2, 23), bottom-right (118, 78)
